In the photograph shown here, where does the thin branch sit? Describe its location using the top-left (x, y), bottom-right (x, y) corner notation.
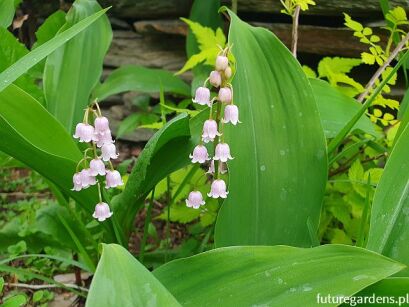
top-left (357, 32), bottom-right (409, 103)
top-left (5, 282), bottom-right (89, 292)
top-left (291, 5), bottom-right (301, 57)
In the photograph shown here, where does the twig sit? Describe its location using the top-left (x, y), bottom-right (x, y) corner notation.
top-left (357, 32), bottom-right (409, 103)
top-left (5, 282), bottom-right (89, 292)
top-left (291, 5), bottom-right (301, 57)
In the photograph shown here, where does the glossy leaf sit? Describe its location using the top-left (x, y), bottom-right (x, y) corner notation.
top-left (86, 244), bottom-right (181, 307)
top-left (311, 79), bottom-right (377, 138)
top-left (0, 85), bottom-right (98, 214)
top-left (353, 278), bottom-right (409, 303)
top-left (111, 113), bottom-right (193, 237)
top-left (154, 245), bottom-right (404, 306)
top-left (0, 0), bottom-right (17, 28)
top-left (367, 123), bottom-right (409, 276)
top-left (112, 110), bottom-right (207, 238)
top-left (93, 65), bottom-right (190, 101)
top-left (0, 27), bottom-right (44, 103)
top-left (43, 0), bottom-right (112, 133)
top-left (0, 7), bottom-right (109, 93)
top-left (33, 10), bottom-right (66, 48)
top-left (214, 9), bottom-right (328, 247)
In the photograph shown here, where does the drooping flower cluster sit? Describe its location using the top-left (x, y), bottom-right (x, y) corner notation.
top-left (72, 102), bottom-right (123, 222)
top-left (186, 47), bottom-right (240, 209)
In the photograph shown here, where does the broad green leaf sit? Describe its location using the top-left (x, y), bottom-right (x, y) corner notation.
top-left (93, 65), bottom-right (190, 101)
top-left (0, 27), bottom-right (44, 103)
top-left (367, 123), bottom-right (409, 276)
top-left (311, 79), bottom-right (377, 138)
top-left (154, 245), bottom-right (404, 306)
top-left (0, 0), bottom-right (18, 28)
top-left (44, 0), bottom-right (112, 133)
top-left (395, 87), bottom-right (409, 143)
top-left (111, 113), bottom-right (193, 237)
top-left (0, 85), bottom-right (99, 215)
top-left (112, 110), bottom-right (207, 239)
top-left (33, 10), bottom-right (66, 48)
top-left (352, 278), bottom-right (409, 304)
top-left (0, 7), bottom-right (109, 93)
top-left (214, 9), bottom-right (327, 247)
top-left (86, 244), bottom-right (181, 307)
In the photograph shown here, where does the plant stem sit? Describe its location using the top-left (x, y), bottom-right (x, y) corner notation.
top-left (140, 187), bottom-right (155, 263)
top-left (232, 0), bottom-right (238, 14)
top-left (357, 32), bottom-right (409, 103)
top-left (291, 5), bottom-right (301, 57)
top-left (165, 176), bottom-right (171, 262)
top-left (214, 102), bottom-right (222, 179)
top-left (357, 175), bottom-right (371, 247)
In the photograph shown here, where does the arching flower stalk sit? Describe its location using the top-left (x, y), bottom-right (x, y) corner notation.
top-left (187, 46), bottom-right (239, 208)
top-left (72, 101), bottom-right (123, 222)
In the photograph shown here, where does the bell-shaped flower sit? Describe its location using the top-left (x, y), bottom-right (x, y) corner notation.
top-left (73, 123), bottom-right (95, 143)
top-left (218, 87), bottom-right (232, 104)
top-left (105, 170), bottom-right (123, 189)
top-left (72, 172), bottom-right (83, 191)
top-left (192, 87), bottom-right (211, 106)
top-left (214, 143), bottom-right (234, 162)
top-left (72, 169), bottom-right (96, 191)
top-left (208, 179), bottom-right (229, 199)
top-left (222, 104), bottom-right (241, 125)
top-left (94, 116), bottom-right (110, 134)
top-left (202, 119), bottom-right (221, 143)
top-left (92, 202), bottom-right (113, 222)
top-left (209, 71), bottom-right (221, 87)
top-left (224, 66), bottom-right (232, 79)
top-left (207, 160), bottom-right (227, 175)
top-left (95, 129), bottom-right (113, 148)
top-left (189, 145), bottom-right (210, 164)
top-left (215, 55), bottom-right (229, 71)
top-left (186, 191), bottom-right (205, 209)
top-left (101, 143), bottom-right (118, 161)
top-left (89, 158), bottom-right (106, 176)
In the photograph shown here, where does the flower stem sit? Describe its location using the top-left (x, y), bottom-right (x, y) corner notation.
top-left (139, 187), bottom-right (155, 263)
top-left (97, 182), bottom-right (102, 203)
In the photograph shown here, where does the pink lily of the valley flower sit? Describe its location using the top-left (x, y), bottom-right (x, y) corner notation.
top-left (101, 143), bottom-right (118, 161)
top-left (192, 87), bottom-right (211, 106)
top-left (105, 170), bottom-right (124, 188)
top-left (189, 145), bottom-right (210, 164)
top-left (73, 123), bottom-right (95, 143)
top-left (72, 169), bottom-right (96, 191)
top-left (214, 143), bottom-right (234, 163)
top-left (222, 104), bottom-right (240, 125)
top-left (209, 71), bottom-right (222, 87)
top-left (208, 179), bottom-right (229, 199)
top-left (224, 66), bottom-right (232, 79)
top-left (89, 159), bottom-right (106, 176)
top-left (215, 55), bottom-right (229, 71)
top-left (218, 87), bottom-right (232, 104)
top-left (186, 191), bottom-right (205, 209)
top-left (94, 116), bottom-right (110, 134)
top-left (202, 119), bottom-right (221, 143)
top-left (92, 202), bottom-right (113, 222)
